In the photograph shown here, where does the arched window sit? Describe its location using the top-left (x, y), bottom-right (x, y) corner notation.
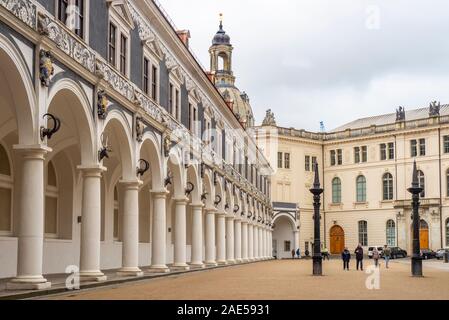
top-left (358, 220), bottom-right (368, 246)
top-left (386, 220), bottom-right (396, 246)
top-left (332, 177), bottom-right (341, 204)
top-left (0, 144), bottom-right (12, 234)
top-left (356, 175), bottom-right (366, 202)
top-left (446, 218), bottom-right (449, 247)
top-left (417, 170), bottom-right (425, 198)
top-left (45, 161), bottom-right (59, 237)
top-left (383, 173), bottom-right (394, 200)
top-left (446, 169), bottom-right (449, 197)
top-left (113, 186), bottom-right (119, 241)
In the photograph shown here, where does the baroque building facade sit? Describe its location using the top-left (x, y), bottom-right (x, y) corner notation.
top-left (0, 0), bottom-right (273, 289)
top-left (257, 105), bottom-right (449, 258)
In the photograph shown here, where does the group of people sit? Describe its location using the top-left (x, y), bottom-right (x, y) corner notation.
top-left (342, 244), bottom-right (392, 271)
top-left (291, 247), bottom-right (331, 260)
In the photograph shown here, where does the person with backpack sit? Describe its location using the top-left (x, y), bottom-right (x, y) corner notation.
top-left (354, 244), bottom-right (364, 271)
top-left (341, 248), bottom-right (351, 271)
top-left (296, 248), bottom-right (301, 259)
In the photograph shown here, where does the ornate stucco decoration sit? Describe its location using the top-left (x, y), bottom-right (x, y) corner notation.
top-left (135, 116), bottom-right (144, 142)
top-left (97, 90), bottom-right (109, 120)
top-left (0, 0), bottom-right (36, 29)
top-left (39, 49), bottom-right (54, 87)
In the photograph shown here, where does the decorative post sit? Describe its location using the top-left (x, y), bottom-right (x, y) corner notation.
top-left (309, 162), bottom-right (323, 276)
top-left (407, 160), bottom-right (423, 277)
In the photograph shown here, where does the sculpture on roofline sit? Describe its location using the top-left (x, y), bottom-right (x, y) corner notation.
top-left (262, 109), bottom-right (277, 126)
top-left (429, 101), bottom-right (441, 117)
top-left (396, 106), bottom-right (405, 122)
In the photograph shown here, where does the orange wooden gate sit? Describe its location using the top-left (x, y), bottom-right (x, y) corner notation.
top-left (330, 225), bottom-right (345, 254)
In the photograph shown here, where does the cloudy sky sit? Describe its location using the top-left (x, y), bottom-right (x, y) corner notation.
top-left (159, 0), bottom-right (449, 131)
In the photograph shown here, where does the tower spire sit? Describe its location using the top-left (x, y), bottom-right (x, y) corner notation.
top-left (219, 13), bottom-right (223, 30)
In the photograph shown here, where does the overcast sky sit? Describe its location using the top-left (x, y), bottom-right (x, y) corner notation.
top-left (158, 0), bottom-right (449, 131)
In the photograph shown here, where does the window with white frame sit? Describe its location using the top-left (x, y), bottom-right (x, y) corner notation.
top-left (108, 3), bottom-right (133, 77)
top-left (216, 128), bottom-right (222, 158)
top-left (0, 144), bottom-right (12, 235)
top-left (189, 100), bottom-right (199, 137)
top-left (169, 79), bottom-right (181, 121)
top-left (203, 115), bottom-right (212, 146)
top-left (57, 0), bottom-right (89, 41)
top-left (143, 50), bottom-right (159, 102)
top-left (45, 161), bottom-right (59, 238)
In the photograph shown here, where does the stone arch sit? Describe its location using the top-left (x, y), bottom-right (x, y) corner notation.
top-left (47, 78), bottom-right (96, 165)
top-left (0, 34), bottom-right (36, 144)
top-left (214, 176), bottom-right (224, 212)
top-left (202, 170), bottom-right (214, 208)
top-left (272, 213), bottom-right (296, 259)
top-left (186, 164), bottom-right (201, 204)
top-left (224, 182), bottom-right (234, 215)
top-left (167, 151), bottom-right (185, 198)
top-left (139, 132), bottom-right (163, 190)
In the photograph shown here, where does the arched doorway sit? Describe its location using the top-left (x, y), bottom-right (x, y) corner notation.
top-left (420, 219), bottom-right (429, 249)
top-left (330, 225), bottom-right (345, 254)
top-left (272, 214), bottom-right (296, 259)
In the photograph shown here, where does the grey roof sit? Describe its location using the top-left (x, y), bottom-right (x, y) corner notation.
top-left (331, 104), bottom-right (449, 132)
top-left (273, 202), bottom-right (297, 210)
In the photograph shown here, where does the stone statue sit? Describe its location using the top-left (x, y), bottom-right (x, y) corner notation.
top-left (97, 90), bottom-right (109, 120)
top-left (429, 101), bottom-right (441, 117)
top-left (262, 109), bottom-right (277, 126)
top-left (136, 116), bottom-right (144, 142)
top-left (396, 106), bottom-right (405, 122)
top-left (39, 50), bottom-right (54, 87)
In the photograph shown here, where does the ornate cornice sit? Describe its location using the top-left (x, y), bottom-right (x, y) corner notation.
top-left (0, 0), bottom-right (36, 29)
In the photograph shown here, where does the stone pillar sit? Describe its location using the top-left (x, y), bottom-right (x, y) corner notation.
top-left (205, 208), bottom-right (217, 266)
top-left (190, 203), bottom-right (205, 268)
top-left (7, 146), bottom-right (52, 290)
top-left (293, 230), bottom-right (300, 254)
top-left (241, 221), bottom-right (248, 262)
top-left (262, 227), bottom-right (266, 259)
top-left (253, 225), bottom-right (259, 260)
top-left (248, 223), bottom-right (254, 261)
top-left (117, 180), bottom-right (143, 277)
top-left (234, 218), bottom-right (242, 263)
top-left (258, 226), bottom-right (263, 259)
top-left (217, 213), bottom-right (227, 265)
top-left (226, 216), bottom-right (235, 264)
top-left (173, 197), bottom-right (189, 270)
top-left (78, 165), bottom-right (107, 282)
top-left (149, 190), bottom-right (170, 273)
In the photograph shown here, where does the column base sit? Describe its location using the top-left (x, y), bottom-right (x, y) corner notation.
top-left (205, 261), bottom-right (218, 267)
top-left (148, 265), bottom-right (170, 273)
top-left (226, 259), bottom-right (236, 264)
top-left (7, 276), bottom-right (51, 291)
top-left (235, 258), bottom-right (243, 264)
top-left (79, 271), bottom-right (107, 282)
top-left (189, 263), bottom-right (206, 269)
top-left (117, 267), bottom-right (144, 277)
top-left (242, 258), bottom-right (249, 263)
top-left (171, 264), bottom-right (190, 271)
top-left (217, 260), bottom-right (227, 266)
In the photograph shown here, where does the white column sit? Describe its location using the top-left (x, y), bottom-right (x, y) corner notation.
top-left (293, 230), bottom-right (300, 255)
top-left (234, 218), bottom-right (242, 263)
top-left (226, 216), bottom-right (235, 264)
top-left (248, 223), bottom-right (254, 261)
top-left (269, 230), bottom-right (273, 259)
top-left (118, 180), bottom-right (143, 277)
top-left (78, 165), bottom-right (107, 282)
top-left (241, 222), bottom-right (248, 262)
top-left (149, 190), bottom-right (169, 273)
top-left (205, 208), bottom-right (217, 266)
top-left (190, 203), bottom-right (205, 268)
top-left (217, 213), bottom-right (227, 265)
top-left (258, 226), bottom-right (263, 259)
top-left (264, 228), bottom-right (268, 259)
top-left (7, 146), bottom-right (52, 290)
top-left (173, 197), bottom-right (189, 270)
top-left (253, 224), bottom-right (258, 260)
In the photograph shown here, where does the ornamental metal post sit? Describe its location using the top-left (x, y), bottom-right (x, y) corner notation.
top-left (407, 160), bottom-right (423, 277)
top-left (309, 162), bottom-right (323, 276)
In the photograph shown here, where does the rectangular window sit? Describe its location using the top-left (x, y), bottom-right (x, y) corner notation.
top-left (151, 65), bottom-right (158, 101)
top-left (119, 34), bottom-right (127, 75)
top-left (45, 196), bottom-right (58, 236)
top-left (444, 136), bottom-right (449, 154)
top-left (175, 89), bottom-right (180, 120)
top-left (284, 153), bottom-right (291, 169)
top-left (411, 140), bottom-right (417, 157)
top-left (388, 142), bottom-right (395, 160)
top-left (113, 208), bottom-right (119, 240)
top-left (169, 83), bottom-right (173, 114)
top-left (57, 0), bottom-right (69, 25)
top-left (305, 156), bottom-right (310, 171)
top-left (108, 23), bottom-right (117, 66)
top-left (278, 152), bottom-right (283, 169)
top-left (312, 156), bottom-right (317, 171)
top-left (358, 221), bottom-right (368, 246)
top-left (143, 57), bottom-right (149, 94)
top-left (74, 0), bottom-right (84, 38)
top-left (0, 187), bottom-right (12, 232)
top-left (419, 138), bottom-right (426, 156)
top-left (380, 144), bottom-right (387, 161)
top-left (284, 241), bottom-right (291, 252)
top-left (337, 149), bottom-right (343, 165)
top-left (354, 147), bottom-right (360, 164)
top-left (330, 150), bottom-right (336, 166)
top-left (362, 146), bottom-right (367, 162)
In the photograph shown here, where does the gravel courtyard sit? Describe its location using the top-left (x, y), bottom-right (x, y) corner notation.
top-left (46, 259), bottom-right (449, 300)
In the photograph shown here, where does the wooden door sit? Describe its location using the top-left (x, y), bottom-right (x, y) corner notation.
top-left (330, 225), bottom-right (345, 254)
top-left (420, 229), bottom-right (429, 249)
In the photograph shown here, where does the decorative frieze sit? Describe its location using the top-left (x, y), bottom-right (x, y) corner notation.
top-left (0, 0), bottom-right (36, 29)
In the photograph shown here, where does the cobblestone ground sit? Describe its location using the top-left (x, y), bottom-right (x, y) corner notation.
top-left (47, 259), bottom-right (449, 300)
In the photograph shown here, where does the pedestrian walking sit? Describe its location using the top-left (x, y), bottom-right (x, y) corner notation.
top-left (341, 247), bottom-right (351, 271)
top-left (383, 245), bottom-right (391, 269)
top-left (322, 247), bottom-right (330, 260)
top-left (373, 247), bottom-right (380, 267)
top-left (291, 249), bottom-right (295, 259)
top-left (296, 248), bottom-right (301, 259)
top-left (354, 244), bottom-right (364, 271)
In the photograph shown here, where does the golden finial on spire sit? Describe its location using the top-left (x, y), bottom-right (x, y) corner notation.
top-left (219, 13), bottom-right (223, 29)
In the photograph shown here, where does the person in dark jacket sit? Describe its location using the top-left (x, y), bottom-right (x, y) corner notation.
top-left (354, 244), bottom-right (364, 271)
top-left (341, 248), bottom-right (351, 270)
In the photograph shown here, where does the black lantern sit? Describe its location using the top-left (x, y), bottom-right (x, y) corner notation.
top-left (309, 162), bottom-right (323, 276)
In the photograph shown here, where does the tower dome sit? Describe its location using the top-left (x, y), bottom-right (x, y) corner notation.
top-left (212, 21), bottom-right (231, 46)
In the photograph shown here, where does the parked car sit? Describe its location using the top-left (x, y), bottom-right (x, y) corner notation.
top-left (368, 246), bottom-right (384, 259)
top-left (384, 247), bottom-right (407, 259)
top-left (436, 249), bottom-right (449, 260)
top-left (420, 249), bottom-right (437, 259)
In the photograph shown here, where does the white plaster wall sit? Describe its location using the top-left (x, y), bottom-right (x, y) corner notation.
top-left (0, 237), bottom-right (17, 278)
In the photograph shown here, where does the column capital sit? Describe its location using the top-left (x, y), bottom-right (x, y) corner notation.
top-left (216, 211), bottom-right (226, 217)
top-left (13, 144), bottom-right (52, 159)
top-left (190, 202), bottom-right (205, 209)
top-left (173, 196), bottom-right (189, 205)
top-left (241, 220), bottom-right (248, 225)
top-left (77, 164), bottom-right (107, 177)
top-left (151, 189), bottom-right (169, 199)
top-left (226, 215), bottom-right (235, 221)
top-left (120, 179), bottom-right (143, 190)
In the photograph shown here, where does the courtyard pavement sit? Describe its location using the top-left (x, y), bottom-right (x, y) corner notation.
top-left (39, 258), bottom-right (449, 300)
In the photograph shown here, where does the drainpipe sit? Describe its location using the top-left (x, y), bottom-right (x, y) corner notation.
top-left (438, 127), bottom-right (443, 248)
